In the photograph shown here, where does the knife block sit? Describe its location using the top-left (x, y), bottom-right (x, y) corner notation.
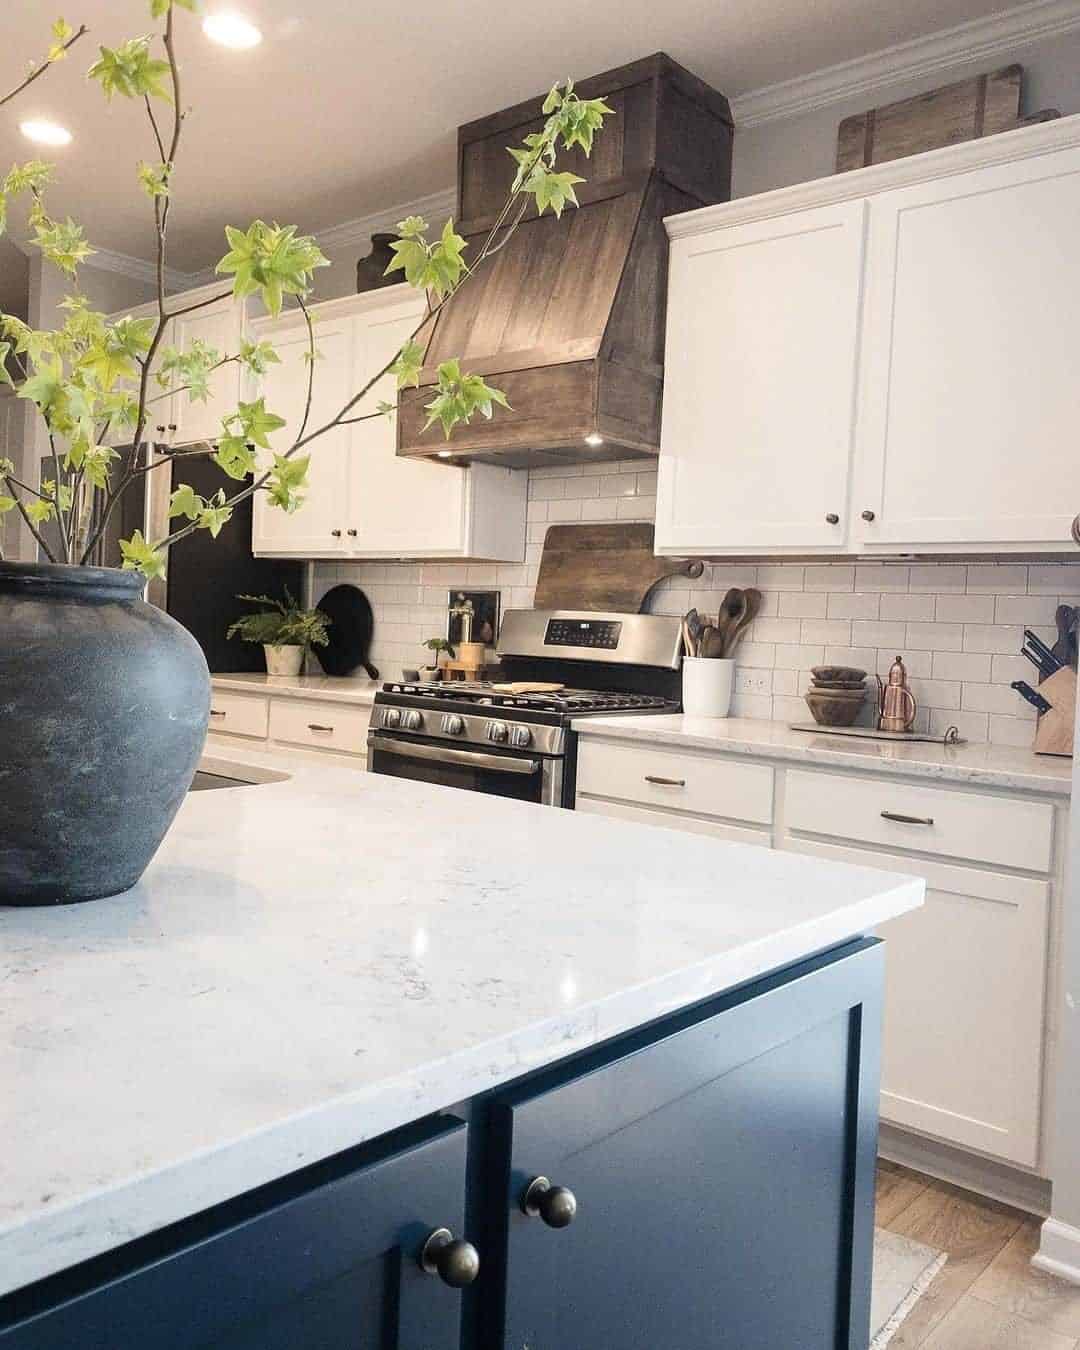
top-left (1034, 667), bottom-right (1076, 757)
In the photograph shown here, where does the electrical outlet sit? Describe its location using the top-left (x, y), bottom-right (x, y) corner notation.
top-left (737, 670), bottom-right (772, 696)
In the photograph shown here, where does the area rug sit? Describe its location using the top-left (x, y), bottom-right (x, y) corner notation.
top-left (870, 1228), bottom-right (948, 1348)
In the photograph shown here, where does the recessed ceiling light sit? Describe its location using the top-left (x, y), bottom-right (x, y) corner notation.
top-left (20, 119), bottom-right (72, 147)
top-left (437, 450), bottom-right (453, 459)
top-left (202, 12), bottom-right (262, 49)
top-left (584, 432), bottom-right (604, 447)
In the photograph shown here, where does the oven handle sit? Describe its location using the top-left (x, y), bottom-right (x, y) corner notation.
top-left (368, 733), bottom-right (541, 776)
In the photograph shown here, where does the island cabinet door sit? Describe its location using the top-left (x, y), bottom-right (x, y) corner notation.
top-left (483, 941), bottom-right (883, 1350)
top-left (0, 1117), bottom-right (470, 1350)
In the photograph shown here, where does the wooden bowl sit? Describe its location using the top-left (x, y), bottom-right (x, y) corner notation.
top-left (805, 689), bottom-right (866, 726)
top-left (811, 678), bottom-right (867, 691)
top-left (811, 665), bottom-right (867, 683)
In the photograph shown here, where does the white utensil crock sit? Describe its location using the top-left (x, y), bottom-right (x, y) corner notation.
top-left (682, 656), bottom-right (734, 717)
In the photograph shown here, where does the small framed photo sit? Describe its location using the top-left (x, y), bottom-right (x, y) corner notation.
top-left (447, 590), bottom-right (501, 646)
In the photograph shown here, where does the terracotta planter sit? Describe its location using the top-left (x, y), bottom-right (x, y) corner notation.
top-left (0, 561), bottom-right (210, 905)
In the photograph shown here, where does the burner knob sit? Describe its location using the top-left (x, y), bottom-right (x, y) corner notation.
top-left (441, 714), bottom-right (465, 736)
top-left (383, 708), bottom-right (401, 728)
top-left (402, 710), bottom-right (423, 732)
top-left (487, 720), bottom-right (509, 744)
top-left (509, 725), bottom-right (532, 748)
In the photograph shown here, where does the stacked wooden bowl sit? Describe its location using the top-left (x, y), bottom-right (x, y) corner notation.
top-left (804, 666), bottom-right (868, 727)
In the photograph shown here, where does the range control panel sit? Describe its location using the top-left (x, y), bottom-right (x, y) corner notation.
top-left (545, 618), bottom-right (622, 650)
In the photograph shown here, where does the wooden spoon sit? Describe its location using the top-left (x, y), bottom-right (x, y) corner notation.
top-left (723, 588), bottom-right (763, 656)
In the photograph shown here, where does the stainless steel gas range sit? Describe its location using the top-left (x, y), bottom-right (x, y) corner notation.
top-left (367, 610), bottom-right (683, 807)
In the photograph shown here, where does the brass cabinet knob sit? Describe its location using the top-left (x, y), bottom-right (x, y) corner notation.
top-left (419, 1228), bottom-right (480, 1287)
top-left (521, 1176), bottom-right (577, 1228)
top-left (861, 509), bottom-right (876, 522)
top-left (825, 513), bottom-right (840, 525)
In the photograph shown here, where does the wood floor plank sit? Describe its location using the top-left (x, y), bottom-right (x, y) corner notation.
top-left (922, 1291), bottom-right (1077, 1349)
top-left (883, 1178), bottom-right (1026, 1348)
top-left (971, 1221), bottom-right (1080, 1339)
top-left (877, 1162), bottom-right (932, 1228)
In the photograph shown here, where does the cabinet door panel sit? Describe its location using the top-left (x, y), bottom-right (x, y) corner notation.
top-left (349, 297), bottom-right (470, 556)
top-left (789, 838), bottom-right (1048, 1167)
top-left (0, 1118), bottom-right (468, 1350)
top-left (488, 943), bottom-right (882, 1350)
top-left (656, 201), bottom-right (865, 555)
top-left (854, 146), bottom-right (1080, 550)
top-left (171, 297), bottom-right (241, 447)
top-left (251, 319), bottom-right (351, 556)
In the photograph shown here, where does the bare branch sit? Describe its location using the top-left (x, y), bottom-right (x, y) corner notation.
top-left (0, 24), bottom-right (88, 111)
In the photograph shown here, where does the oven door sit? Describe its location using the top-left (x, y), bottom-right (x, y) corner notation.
top-left (367, 733), bottom-right (564, 805)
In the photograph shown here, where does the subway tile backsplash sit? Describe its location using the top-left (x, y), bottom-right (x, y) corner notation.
top-left (313, 463), bottom-right (1080, 746)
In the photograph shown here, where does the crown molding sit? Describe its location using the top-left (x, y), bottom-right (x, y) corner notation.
top-left (79, 245), bottom-right (198, 294)
top-left (316, 186), bottom-right (457, 255)
top-left (666, 110), bottom-right (1080, 237)
top-left (729, 0), bottom-right (1080, 129)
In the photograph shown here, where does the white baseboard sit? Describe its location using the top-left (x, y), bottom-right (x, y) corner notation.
top-left (1033, 1219), bottom-right (1080, 1285)
top-left (878, 1123), bottom-right (1051, 1216)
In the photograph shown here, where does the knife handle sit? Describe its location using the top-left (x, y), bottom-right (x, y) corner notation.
top-left (1011, 680), bottom-right (1053, 714)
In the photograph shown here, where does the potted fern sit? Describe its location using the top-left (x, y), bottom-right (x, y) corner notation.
top-left (227, 591), bottom-right (331, 677)
top-left (0, 4), bottom-right (610, 905)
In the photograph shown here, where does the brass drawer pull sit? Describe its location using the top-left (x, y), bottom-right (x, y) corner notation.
top-left (209, 709), bottom-right (226, 718)
top-left (645, 774), bottom-right (686, 787)
top-left (307, 723), bottom-right (334, 733)
top-left (881, 810), bottom-right (934, 826)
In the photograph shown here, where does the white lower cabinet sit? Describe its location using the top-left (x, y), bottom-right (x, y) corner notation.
top-left (789, 836), bottom-right (1048, 1168)
top-left (574, 735), bottom-right (1059, 1172)
top-left (207, 687), bottom-right (370, 765)
top-left (249, 286), bottom-right (526, 560)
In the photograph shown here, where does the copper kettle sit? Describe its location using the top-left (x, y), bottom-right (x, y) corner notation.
top-left (876, 655), bottom-right (917, 733)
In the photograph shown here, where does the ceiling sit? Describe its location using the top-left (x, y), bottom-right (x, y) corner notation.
top-left (0, 0), bottom-right (1027, 307)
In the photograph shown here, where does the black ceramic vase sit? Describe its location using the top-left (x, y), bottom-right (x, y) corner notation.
top-left (0, 561), bottom-right (211, 906)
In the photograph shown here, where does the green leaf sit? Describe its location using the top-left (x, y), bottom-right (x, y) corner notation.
top-left (0, 342), bottom-right (13, 388)
top-left (17, 358), bottom-right (65, 417)
top-left (2, 160), bottom-right (55, 198)
top-left (530, 169), bottom-right (585, 219)
top-left (158, 338), bottom-right (219, 401)
top-left (48, 16), bottom-right (75, 61)
top-left (119, 529), bottom-right (166, 579)
top-left (213, 434), bottom-right (257, 480)
top-left (238, 338), bottom-right (279, 375)
top-left (77, 443), bottom-right (119, 490)
top-left (215, 220), bottom-right (329, 316)
top-left (29, 215), bottom-right (95, 275)
top-left (389, 338), bottom-right (424, 389)
top-left (266, 453), bottom-right (309, 513)
top-left (150, 0), bottom-right (200, 14)
top-left (168, 482), bottom-right (203, 520)
top-left (375, 399), bottom-right (395, 420)
top-left (541, 84), bottom-right (563, 115)
top-left (137, 159), bottom-right (172, 198)
top-left (225, 396), bottom-right (285, 449)
top-left (421, 362), bottom-right (510, 439)
top-left (196, 490), bottom-right (232, 538)
top-left (88, 38), bottom-right (173, 103)
top-left (0, 495), bottom-right (17, 515)
top-left (26, 497), bottom-right (56, 526)
top-left (384, 218), bottom-right (468, 300)
top-left (395, 215), bottom-right (428, 239)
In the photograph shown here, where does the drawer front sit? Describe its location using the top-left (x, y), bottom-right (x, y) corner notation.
top-left (207, 691), bottom-right (268, 740)
top-left (269, 697), bottom-right (370, 755)
top-left (575, 795), bottom-right (771, 847)
top-left (785, 769), bottom-right (1053, 873)
top-left (576, 739), bottom-right (774, 825)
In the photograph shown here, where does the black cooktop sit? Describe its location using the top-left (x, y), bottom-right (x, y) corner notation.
top-left (380, 681), bottom-right (677, 717)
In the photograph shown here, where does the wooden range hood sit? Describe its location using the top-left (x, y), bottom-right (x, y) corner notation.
top-left (396, 54), bottom-right (733, 470)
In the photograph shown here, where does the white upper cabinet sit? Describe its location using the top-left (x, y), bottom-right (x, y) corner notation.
top-left (250, 311), bottom-right (354, 556)
top-left (853, 144), bottom-right (1080, 552)
top-left (657, 116), bottom-right (1080, 556)
top-left (249, 285), bottom-right (527, 561)
top-left (170, 288), bottom-right (244, 446)
top-left (656, 201), bottom-right (865, 555)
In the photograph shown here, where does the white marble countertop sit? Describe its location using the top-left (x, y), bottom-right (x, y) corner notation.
top-left (0, 747), bottom-right (921, 1296)
top-left (573, 715), bottom-right (1074, 797)
top-left (211, 671), bottom-right (380, 705)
